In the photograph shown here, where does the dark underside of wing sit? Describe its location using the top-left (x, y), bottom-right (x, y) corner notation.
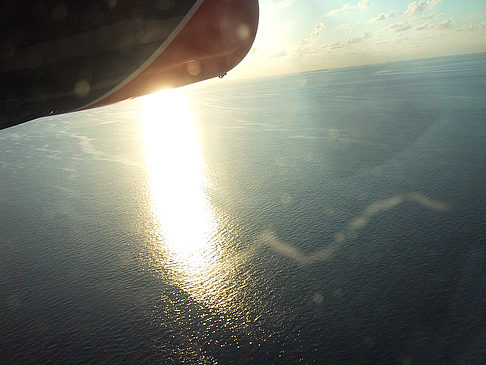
top-left (0, 0), bottom-right (259, 129)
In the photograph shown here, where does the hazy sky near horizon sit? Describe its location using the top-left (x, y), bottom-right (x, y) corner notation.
top-left (230, 0), bottom-right (486, 79)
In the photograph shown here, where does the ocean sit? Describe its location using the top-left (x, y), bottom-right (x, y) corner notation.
top-left (0, 53), bottom-right (485, 364)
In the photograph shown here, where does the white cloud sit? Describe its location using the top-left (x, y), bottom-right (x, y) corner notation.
top-left (368, 12), bottom-right (396, 23)
top-left (347, 32), bottom-right (372, 44)
top-left (456, 24), bottom-right (478, 32)
top-left (326, 0), bottom-right (369, 17)
top-left (322, 42), bottom-right (346, 50)
top-left (337, 23), bottom-right (353, 29)
top-left (406, 0), bottom-right (442, 16)
top-left (321, 32), bottom-right (372, 50)
top-left (418, 12), bottom-right (444, 20)
top-left (375, 34), bottom-right (409, 47)
top-left (431, 18), bottom-right (453, 30)
top-left (296, 23), bottom-right (327, 52)
top-left (414, 22), bottom-right (430, 31)
top-left (414, 18), bottom-right (453, 31)
top-left (406, 1), bottom-right (428, 15)
top-left (468, 10), bottom-right (486, 18)
top-left (271, 50), bottom-right (288, 58)
top-left (387, 22), bottom-right (413, 32)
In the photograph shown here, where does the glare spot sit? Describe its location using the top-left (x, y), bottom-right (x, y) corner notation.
top-left (237, 24), bottom-right (251, 41)
top-left (187, 61), bottom-right (201, 76)
top-left (75, 79), bottom-right (90, 97)
top-left (105, 0), bottom-right (118, 9)
top-left (312, 292), bottom-right (324, 304)
top-left (142, 90), bottom-right (212, 260)
top-left (296, 77), bottom-right (308, 87)
top-left (280, 192), bottom-right (292, 205)
top-left (303, 152), bottom-right (314, 162)
top-left (141, 89), bottom-right (241, 311)
top-left (334, 232), bottom-right (345, 243)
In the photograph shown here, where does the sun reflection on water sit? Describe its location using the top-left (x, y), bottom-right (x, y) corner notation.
top-left (141, 89), bottom-right (240, 309)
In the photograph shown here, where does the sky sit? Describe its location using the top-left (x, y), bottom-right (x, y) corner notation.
top-left (229, 0), bottom-right (486, 79)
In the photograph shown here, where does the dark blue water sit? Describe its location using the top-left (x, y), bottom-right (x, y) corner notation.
top-left (1, 53), bottom-right (485, 364)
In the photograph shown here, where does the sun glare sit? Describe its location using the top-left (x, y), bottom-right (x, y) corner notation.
top-left (142, 89), bottom-right (216, 284)
top-left (141, 89), bottom-right (252, 312)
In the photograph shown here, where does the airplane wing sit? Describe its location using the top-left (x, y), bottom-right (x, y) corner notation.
top-left (0, 0), bottom-right (259, 130)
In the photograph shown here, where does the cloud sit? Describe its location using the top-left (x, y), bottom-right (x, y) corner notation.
top-left (393, 33), bottom-right (409, 44)
top-left (297, 22), bottom-right (327, 50)
top-left (431, 18), bottom-right (453, 30)
top-left (387, 22), bottom-right (413, 32)
top-left (414, 18), bottom-right (453, 31)
top-left (418, 12), bottom-right (444, 20)
top-left (326, 0), bottom-right (369, 17)
top-left (337, 23), bottom-right (353, 29)
top-left (456, 24), bottom-right (478, 32)
top-left (271, 50), bottom-right (288, 58)
top-left (376, 34), bottom-right (409, 46)
top-left (321, 32), bottom-right (372, 50)
top-left (322, 42), bottom-right (345, 50)
top-left (468, 10), bottom-right (486, 18)
top-left (406, 0), bottom-right (442, 16)
top-left (347, 32), bottom-right (372, 44)
top-left (368, 12), bottom-right (396, 23)
top-left (414, 23), bottom-right (430, 31)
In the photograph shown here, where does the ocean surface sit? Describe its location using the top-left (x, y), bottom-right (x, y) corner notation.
top-left (0, 53), bottom-right (485, 364)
